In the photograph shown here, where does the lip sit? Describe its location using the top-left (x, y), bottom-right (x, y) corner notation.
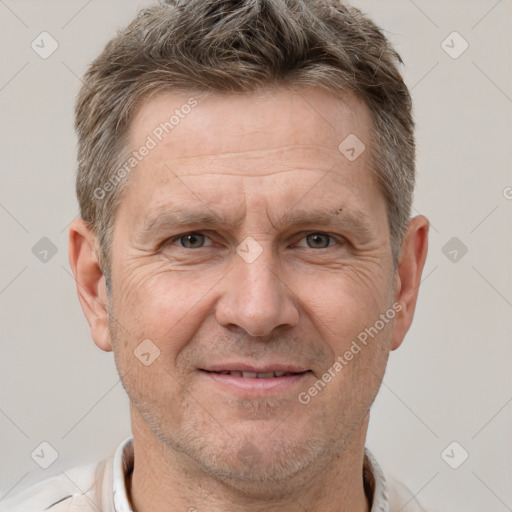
top-left (202, 363), bottom-right (310, 374)
top-left (199, 367), bottom-right (312, 394)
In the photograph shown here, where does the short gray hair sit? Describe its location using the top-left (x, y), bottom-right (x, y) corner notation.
top-left (75, 0), bottom-right (415, 277)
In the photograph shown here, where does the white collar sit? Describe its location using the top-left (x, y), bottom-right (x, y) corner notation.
top-left (112, 437), bottom-right (135, 512)
top-left (112, 437), bottom-right (391, 512)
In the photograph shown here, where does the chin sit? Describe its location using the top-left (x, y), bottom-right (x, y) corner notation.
top-left (169, 420), bottom-right (340, 497)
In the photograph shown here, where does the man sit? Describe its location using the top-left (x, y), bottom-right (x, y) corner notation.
top-left (4, 0), bottom-right (429, 510)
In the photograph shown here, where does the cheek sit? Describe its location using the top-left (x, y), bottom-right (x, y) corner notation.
top-left (296, 265), bottom-right (392, 349)
top-left (318, 318), bottom-right (391, 414)
top-left (114, 266), bottom-right (222, 356)
top-left (108, 288), bottom-right (191, 424)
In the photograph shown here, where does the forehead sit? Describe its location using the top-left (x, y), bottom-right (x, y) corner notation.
top-left (119, 86), bottom-right (382, 230)
top-left (129, 87), bottom-right (372, 162)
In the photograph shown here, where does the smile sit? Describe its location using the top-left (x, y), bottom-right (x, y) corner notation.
top-left (199, 368), bottom-right (312, 394)
top-left (209, 370), bottom-right (302, 378)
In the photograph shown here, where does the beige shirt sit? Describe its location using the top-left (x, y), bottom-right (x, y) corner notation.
top-left (2, 438), bottom-right (426, 512)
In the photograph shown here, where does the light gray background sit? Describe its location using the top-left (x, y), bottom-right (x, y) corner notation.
top-left (1, 1), bottom-right (511, 511)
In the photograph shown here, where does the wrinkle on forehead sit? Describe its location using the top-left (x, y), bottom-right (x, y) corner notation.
top-left (150, 144), bottom-right (343, 164)
top-left (127, 87), bottom-right (372, 163)
top-left (118, 87), bottom-right (383, 246)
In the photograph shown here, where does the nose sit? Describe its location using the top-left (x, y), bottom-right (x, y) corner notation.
top-left (215, 249), bottom-right (300, 337)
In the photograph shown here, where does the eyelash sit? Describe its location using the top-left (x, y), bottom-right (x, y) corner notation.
top-left (166, 231), bottom-right (343, 250)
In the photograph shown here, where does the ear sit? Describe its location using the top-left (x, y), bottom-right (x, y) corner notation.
top-left (68, 218), bottom-right (112, 352)
top-left (390, 215), bottom-right (429, 351)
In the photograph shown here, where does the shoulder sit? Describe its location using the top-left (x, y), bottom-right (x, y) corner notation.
top-left (0, 457), bottom-right (112, 512)
top-left (385, 473), bottom-right (428, 512)
top-left (364, 448), bottom-right (428, 512)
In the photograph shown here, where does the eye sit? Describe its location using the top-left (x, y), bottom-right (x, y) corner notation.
top-left (171, 232), bottom-right (212, 249)
top-left (296, 232), bottom-right (337, 249)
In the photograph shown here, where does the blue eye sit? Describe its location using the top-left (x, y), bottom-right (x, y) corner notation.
top-left (174, 233), bottom-right (212, 249)
top-left (167, 232), bottom-right (338, 251)
top-left (298, 233), bottom-right (336, 249)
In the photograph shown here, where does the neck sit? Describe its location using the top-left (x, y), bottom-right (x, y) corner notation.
top-left (128, 411), bottom-right (371, 512)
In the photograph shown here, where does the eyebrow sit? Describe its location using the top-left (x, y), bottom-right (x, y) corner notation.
top-left (278, 208), bottom-right (375, 240)
top-left (135, 205), bottom-right (375, 244)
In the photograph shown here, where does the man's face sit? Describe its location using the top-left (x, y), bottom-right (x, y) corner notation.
top-left (108, 87), bottom-right (397, 488)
